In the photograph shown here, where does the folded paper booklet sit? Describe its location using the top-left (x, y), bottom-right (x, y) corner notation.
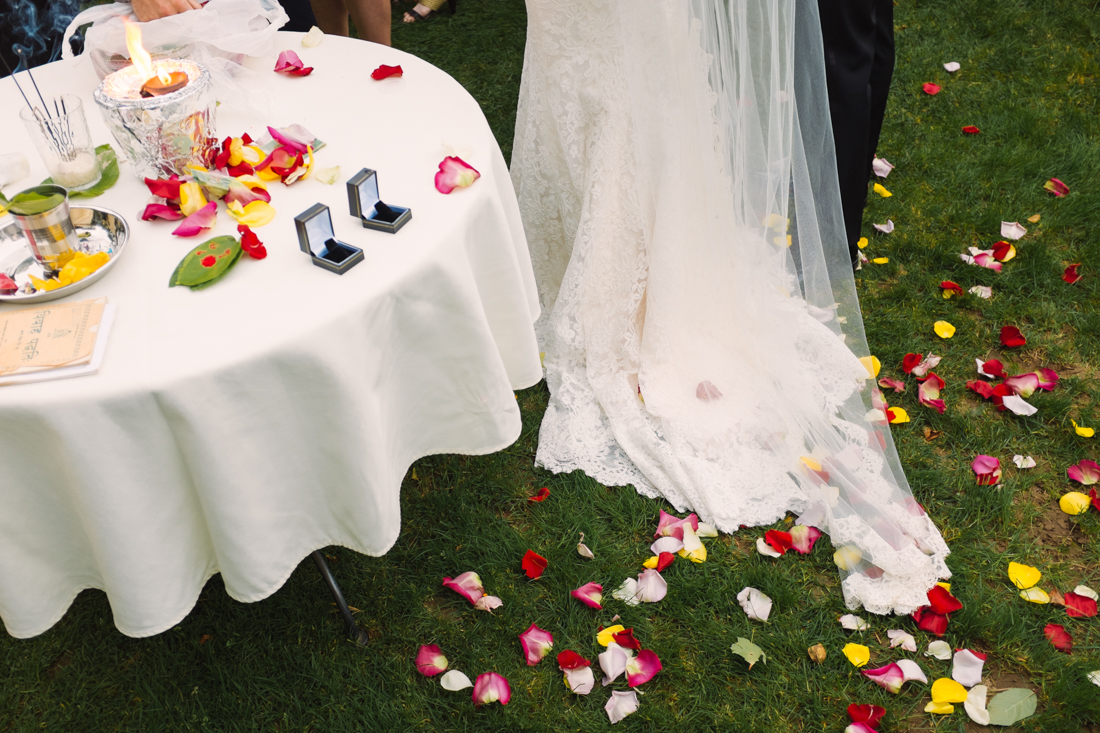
top-left (0, 297), bottom-right (115, 385)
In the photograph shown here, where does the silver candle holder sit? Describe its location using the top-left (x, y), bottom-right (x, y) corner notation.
top-left (93, 59), bottom-right (216, 180)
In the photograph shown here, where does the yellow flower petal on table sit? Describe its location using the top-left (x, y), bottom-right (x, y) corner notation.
top-left (872, 257), bottom-right (889, 264)
top-left (925, 701), bottom-right (955, 714)
top-left (596, 625), bottom-right (626, 647)
top-left (179, 181), bottom-right (208, 217)
top-left (1059, 491), bottom-right (1092, 515)
top-left (227, 200), bottom-right (276, 227)
top-left (857, 237), bottom-right (868, 249)
top-left (888, 407), bottom-right (910, 424)
top-left (842, 643), bottom-right (870, 667)
top-left (314, 165), bottom-right (341, 185)
top-left (233, 174), bottom-right (269, 192)
top-left (859, 356), bottom-right (881, 378)
top-left (873, 183), bottom-right (892, 198)
top-left (1008, 561), bottom-right (1041, 589)
top-left (1019, 587), bottom-right (1050, 603)
top-left (933, 320), bottom-right (956, 339)
top-left (833, 545), bottom-right (862, 571)
top-left (932, 678), bottom-right (968, 704)
top-left (1072, 420), bottom-right (1095, 438)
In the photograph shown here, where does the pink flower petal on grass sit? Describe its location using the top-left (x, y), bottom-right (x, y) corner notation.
top-left (1004, 373), bottom-right (1040, 398)
top-left (274, 49), bottom-right (313, 76)
top-left (472, 672), bottom-right (510, 705)
top-left (635, 569), bottom-right (667, 603)
top-left (626, 649), bottom-right (662, 687)
top-left (1044, 178), bottom-right (1070, 197)
top-left (518, 623), bottom-right (554, 665)
top-left (790, 525), bottom-right (822, 554)
top-left (971, 251), bottom-right (1003, 272)
top-left (862, 662), bottom-right (906, 693)
top-left (845, 722), bottom-right (879, 733)
top-left (654, 510), bottom-right (698, 540)
top-left (878, 377), bottom-right (906, 393)
top-left (1000, 221), bottom-right (1027, 240)
top-left (911, 353), bottom-right (941, 378)
top-left (572, 582), bottom-right (603, 609)
top-left (1067, 460), bottom-right (1100, 485)
top-left (874, 220), bottom-right (894, 234)
top-left (872, 157), bottom-right (894, 177)
top-left (435, 156), bottom-right (480, 194)
top-left (442, 571), bottom-right (485, 605)
top-left (972, 455), bottom-right (1001, 485)
top-left (415, 644), bottom-right (448, 676)
top-left (171, 201), bottom-right (217, 237)
top-left (918, 372), bottom-right (946, 414)
top-left (474, 595), bottom-right (503, 612)
top-left (598, 642), bottom-right (629, 685)
top-left (604, 690), bottom-right (639, 724)
top-left (1035, 368), bottom-right (1059, 390)
top-left (141, 202), bottom-right (184, 221)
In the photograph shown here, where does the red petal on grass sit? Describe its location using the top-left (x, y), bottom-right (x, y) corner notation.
top-left (371, 64), bottom-right (403, 80)
top-left (612, 628), bottom-right (642, 650)
top-left (991, 241), bottom-right (1015, 262)
top-left (1000, 325), bottom-right (1027, 348)
top-left (923, 82), bottom-right (942, 95)
top-left (764, 529), bottom-right (793, 555)
top-left (1063, 264), bottom-right (1082, 284)
top-left (144, 175), bottom-right (181, 199)
top-left (1091, 487), bottom-right (1100, 513)
top-left (528, 487), bottom-right (551, 502)
top-left (848, 704), bottom-right (886, 727)
top-left (927, 584), bottom-right (963, 614)
top-left (1043, 178), bottom-right (1070, 197)
top-left (274, 49), bottom-right (313, 76)
top-left (1044, 623), bottom-right (1073, 653)
top-left (141, 202), bottom-right (184, 221)
top-left (962, 125), bottom-right (981, 134)
top-left (912, 607), bottom-right (949, 636)
top-left (967, 380), bottom-right (996, 399)
top-left (902, 353), bottom-right (922, 374)
top-left (656, 551), bottom-right (676, 571)
top-left (521, 550), bottom-right (548, 579)
top-left (1065, 592), bottom-right (1098, 618)
top-left (941, 280), bottom-right (965, 297)
top-left (980, 359), bottom-right (1007, 378)
top-left (557, 650), bottom-right (591, 669)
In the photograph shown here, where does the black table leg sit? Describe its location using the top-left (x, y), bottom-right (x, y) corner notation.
top-left (312, 550), bottom-right (370, 645)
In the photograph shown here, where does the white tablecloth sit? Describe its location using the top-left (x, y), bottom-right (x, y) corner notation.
top-left (0, 33), bottom-right (542, 638)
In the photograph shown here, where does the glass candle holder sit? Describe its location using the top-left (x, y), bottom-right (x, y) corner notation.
top-left (19, 95), bottom-right (102, 192)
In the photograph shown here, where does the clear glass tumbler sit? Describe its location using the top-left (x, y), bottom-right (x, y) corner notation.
top-left (19, 95), bottom-right (102, 192)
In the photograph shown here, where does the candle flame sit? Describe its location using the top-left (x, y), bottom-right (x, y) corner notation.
top-left (157, 67), bottom-right (172, 85)
top-left (123, 18), bottom-right (155, 82)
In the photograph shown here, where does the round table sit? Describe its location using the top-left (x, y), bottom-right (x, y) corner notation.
top-left (0, 33), bottom-right (542, 639)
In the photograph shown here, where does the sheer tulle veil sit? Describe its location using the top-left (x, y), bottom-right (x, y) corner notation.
top-left (512, 0), bottom-right (950, 614)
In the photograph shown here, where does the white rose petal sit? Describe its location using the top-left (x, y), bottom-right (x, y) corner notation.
top-left (1002, 394), bottom-right (1038, 416)
top-left (964, 684), bottom-right (990, 725)
top-left (440, 669), bottom-right (473, 691)
top-left (925, 640), bottom-right (952, 660)
top-left (1074, 585), bottom-right (1098, 601)
top-left (944, 61), bottom-right (961, 72)
top-left (968, 285), bottom-right (992, 299)
top-left (887, 629), bottom-right (917, 652)
top-left (737, 587), bottom-right (773, 622)
top-left (756, 536), bottom-right (783, 558)
top-left (612, 578), bottom-right (641, 607)
top-left (840, 614), bottom-right (869, 631)
top-left (302, 25), bottom-right (324, 47)
top-left (874, 219), bottom-right (895, 234)
top-left (952, 649), bottom-right (986, 688)
top-left (872, 157), bottom-right (895, 178)
top-left (897, 658), bottom-right (928, 684)
top-left (1013, 455), bottom-right (1036, 469)
top-left (1000, 221), bottom-right (1027, 240)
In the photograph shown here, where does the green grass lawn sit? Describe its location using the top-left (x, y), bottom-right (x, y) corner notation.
top-left (3, 1), bottom-right (1100, 731)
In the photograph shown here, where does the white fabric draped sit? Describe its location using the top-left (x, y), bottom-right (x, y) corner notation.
top-left (512, 0), bottom-right (950, 614)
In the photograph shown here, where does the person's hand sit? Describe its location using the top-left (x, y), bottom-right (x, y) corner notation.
top-left (131, 0), bottom-right (204, 22)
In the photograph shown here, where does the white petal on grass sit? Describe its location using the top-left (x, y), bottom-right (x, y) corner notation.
top-left (1000, 221), bottom-right (1027, 240)
top-left (944, 61), bottom-right (961, 72)
top-left (1088, 670), bottom-right (1100, 687)
top-left (650, 536), bottom-right (684, 555)
top-left (635, 569), bottom-right (667, 603)
top-left (925, 640), bottom-right (952, 660)
top-left (839, 614), bottom-right (869, 631)
top-left (696, 522), bottom-right (718, 537)
top-left (564, 666), bottom-right (595, 695)
top-left (737, 587), bottom-right (772, 622)
top-left (599, 643), bottom-right (629, 686)
top-left (873, 219), bottom-right (895, 234)
top-left (887, 629), bottom-right (917, 652)
top-left (756, 537), bottom-right (783, 558)
top-left (612, 578), bottom-right (641, 607)
top-left (872, 157), bottom-right (895, 178)
top-left (1074, 585), bottom-right (1098, 601)
top-left (440, 670), bottom-right (473, 691)
top-left (969, 285), bottom-right (993, 299)
top-left (1002, 394), bottom-right (1038, 416)
top-left (1013, 455), bottom-right (1036, 469)
top-left (896, 659), bottom-right (928, 684)
top-left (952, 649), bottom-right (986, 688)
top-left (964, 684), bottom-right (991, 725)
top-left (604, 690), bottom-right (639, 724)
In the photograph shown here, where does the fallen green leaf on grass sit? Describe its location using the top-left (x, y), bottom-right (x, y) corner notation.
top-left (730, 638), bottom-right (765, 669)
top-left (987, 688), bottom-right (1037, 726)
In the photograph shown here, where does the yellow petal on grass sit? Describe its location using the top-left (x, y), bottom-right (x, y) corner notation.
top-left (1019, 587), bottom-right (1050, 604)
top-left (857, 237), bottom-right (868, 249)
top-left (596, 625), bottom-right (626, 647)
top-left (931, 678), bottom-right (968, 704)
top-left (1072, 420), bottom-right (1095, 438)
top-left (1027, 213), bottom-right (1041, 223)
top-left (925, 701), bottom-right (955, 714)
top-left (842, 643), bottom-right (870, 667)
top-left (1059, 491), bottom-right (1092, 515)
top-left (873, 183), bottom-right (892, 198)
top-left (179, 181), bottom-right (208, 217)
top-left (227, 200), bottom-right (276, 227)
top-left (859, 356), bottom-right (882, 378)
top-left (936, 582), bottom-right (952, 592)
top-left (1008, 562), bottom-right (1041, 590)
top-left (833, 545), bottom-right (863, 571)
top-left (933, 320), bottom-right (956, 339)
top-left (642, 556), bottom-right (659, 569)
top-left (872, 257), bottom-right (889, 264)
top-left (888, 407), bottom-right (910, 424)
top-left (678, 524), bottom-right (707, 563)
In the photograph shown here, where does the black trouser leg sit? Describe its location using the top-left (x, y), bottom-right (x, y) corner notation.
top-left (279, 0), bottom-right (319, 32)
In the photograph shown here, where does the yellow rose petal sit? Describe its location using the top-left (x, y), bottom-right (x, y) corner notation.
top-left (872, 257), bottom-right (889, 264)
top-left (314, 165), bottom-right (341, 185)
top-left (1008, 561), bottom-right (1041, 590)
top-left (936, 582), bottom-right (952, 592)
top-left (1027, 213), bottom-right (1041, 223)
top-left (873, 183), bottom-right (892, 198)
top-left (227, 200), bottom-right (276, 227)
top-left (179, 181), bottom-right (208, 217)
top-left (931, 678), bottom-right (968, 704)
top-left (933, 320), bottom-right (956, 339)
top-left (859, 356), bottom-right (882, 378)
top-left (800, 456), bottom-right (823, 472)
top-left (857, 237), bottom-right (868, 249)
top-left (1000, 244), bottom-right (1017, 262)
top-left (842, 643), bottom-right (870, 667)
top-left (1019, 587), bottom-right (1050, 604)
top-left (925, 701), bottom-right (955, 714)
top-left (642, 556), bottom-right (659, 569)
top-left (596, 625), bottom-right (625, 647)
top-left (1072, 420), bottom-right (1095, 438)
top-left (888, 407), bottom-right (910, 424)
top-left (1059, 491), bottom-right (1092, 515)
top-left (833, 545), bottom-right (862, 571)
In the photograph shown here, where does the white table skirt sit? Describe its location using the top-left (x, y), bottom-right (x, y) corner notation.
top-left (0, 33), bottom-right (542, 638)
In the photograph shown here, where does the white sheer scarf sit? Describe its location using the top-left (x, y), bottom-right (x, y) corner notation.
top-left (512, 0), bottom-right (950, 614)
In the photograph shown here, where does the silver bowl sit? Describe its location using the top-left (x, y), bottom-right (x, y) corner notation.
top-left (0, 205), bottom-right (128, 304)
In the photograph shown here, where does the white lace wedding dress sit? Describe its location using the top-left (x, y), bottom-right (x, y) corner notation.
top-left (510, 0), bottom-right (950, 614)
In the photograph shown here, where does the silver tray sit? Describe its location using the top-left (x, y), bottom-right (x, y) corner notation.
top-left (0, 206), bottom-right (128, 304)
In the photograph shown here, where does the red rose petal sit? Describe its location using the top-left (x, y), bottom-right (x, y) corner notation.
top-left (1044, 623), bottom-right (1073, 653)
top-left (371, 64), bottom-right (403, 80)
top-left (528, 487), bottom-right (551, 503)
top-left (1064, 592), bottom-right (1097, 618)
top-left (912, 606), bottom-right (949, 636)
top-left (923, 82), bottom-right (942, 95)
top-left (1063, 264), bottom-right (1082, 284)
top-left (521, 549), bottom-right (548, 580)
top-left (556, 650), bottom-right (591, 670)
top-left (1000, 325), bottom-right (1027, 348)
top-left (655, 551), bottom-right (676, 572)
top-left (764, 529), bottom-right (793, 555)
top-left (927, 584), bottom-right (963, 615)
top-left (902, 353), bottom-right (922, 374)
top-left (962, 125), bottom-right (981, 134)
top-left (611, 628), bottom-right (642, 650)
top-left (848, 704), bottom-right (886, 727)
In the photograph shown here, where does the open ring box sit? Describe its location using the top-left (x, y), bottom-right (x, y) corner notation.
top-left (294, 204), bottom-right (364, 274)
top-left (347, 168), bottom-right (411, 234)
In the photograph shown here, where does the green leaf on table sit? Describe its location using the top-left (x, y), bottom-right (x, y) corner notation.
top-left (730, 637), bottom-right (766, 669)
top-left (169, 235), bottom-right (243, 290)
top-left (987, 688), bottom-right (1037, 726)
top-left (42, 144), bottom-right (120, 199)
